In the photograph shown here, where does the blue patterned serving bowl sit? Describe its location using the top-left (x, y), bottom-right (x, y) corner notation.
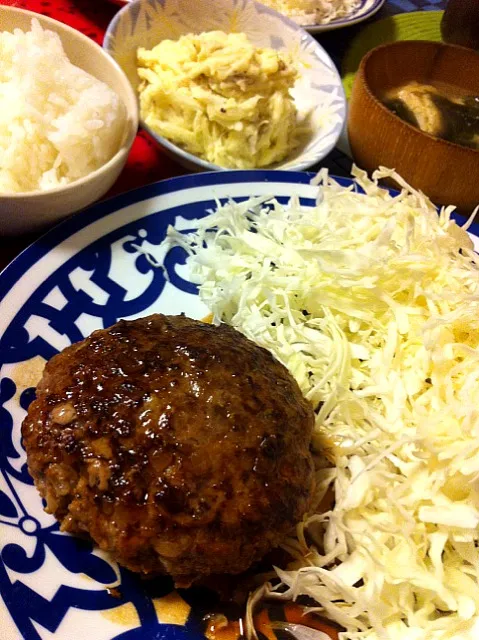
top-left (103, 0), bottom-right (346, 173)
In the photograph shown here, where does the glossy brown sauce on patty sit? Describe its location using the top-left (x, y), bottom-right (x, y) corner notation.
top-left (22, 314), bottom-right (315, 587)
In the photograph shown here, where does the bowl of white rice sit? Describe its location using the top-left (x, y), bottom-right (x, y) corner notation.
top-left (0, 6), bottom-right (139, 235)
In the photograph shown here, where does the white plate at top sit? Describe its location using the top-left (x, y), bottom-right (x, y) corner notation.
top-left (305, 0), bottom-right (386, 34)
top-left (106, 0), bottom-right (385, 33)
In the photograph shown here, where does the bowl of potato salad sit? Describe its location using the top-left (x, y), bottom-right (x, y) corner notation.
top-left (104, 0), bottom-right (346, 172)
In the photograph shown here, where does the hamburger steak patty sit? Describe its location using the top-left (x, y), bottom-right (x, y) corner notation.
top-left (22, 314), bottom-right (315, 586)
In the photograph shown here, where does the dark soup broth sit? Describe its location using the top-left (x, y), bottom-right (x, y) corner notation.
top-left (382, 79), bottom-right (479, 150)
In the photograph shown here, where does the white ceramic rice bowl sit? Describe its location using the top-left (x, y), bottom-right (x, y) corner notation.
top-left (0, 6), bottom-right (139, 236)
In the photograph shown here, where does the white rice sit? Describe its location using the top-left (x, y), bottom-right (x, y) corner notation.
top-left (0, 19), bottom-right (126, 193)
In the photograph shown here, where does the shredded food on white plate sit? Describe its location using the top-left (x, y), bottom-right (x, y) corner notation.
top-left (160, 167), bottom-right (479, 639)
top-left (259, 0), bottom-right (361, 26)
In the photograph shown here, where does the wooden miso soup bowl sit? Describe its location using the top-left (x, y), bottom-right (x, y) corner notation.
top-left (348, 40), bottom-right (479, 214)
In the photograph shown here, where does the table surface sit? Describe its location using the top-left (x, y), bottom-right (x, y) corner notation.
top-left (0, 0), bottom-right (447, 270)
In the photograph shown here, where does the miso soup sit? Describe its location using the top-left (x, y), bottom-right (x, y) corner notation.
top-left (382, 80), bottom-right (479, 150)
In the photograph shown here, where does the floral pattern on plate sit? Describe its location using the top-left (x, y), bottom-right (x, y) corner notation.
top-left (103, 0), bottom-right (346, 172)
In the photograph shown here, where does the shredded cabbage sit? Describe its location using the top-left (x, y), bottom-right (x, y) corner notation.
top-left (165, 167), bottom-right (479, 639)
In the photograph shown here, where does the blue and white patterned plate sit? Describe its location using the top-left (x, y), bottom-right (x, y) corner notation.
top-left (1, 171), bottom-right (478, 640)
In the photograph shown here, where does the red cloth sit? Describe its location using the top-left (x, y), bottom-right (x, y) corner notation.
top-left (0, 0), bottom-right (186, 196)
